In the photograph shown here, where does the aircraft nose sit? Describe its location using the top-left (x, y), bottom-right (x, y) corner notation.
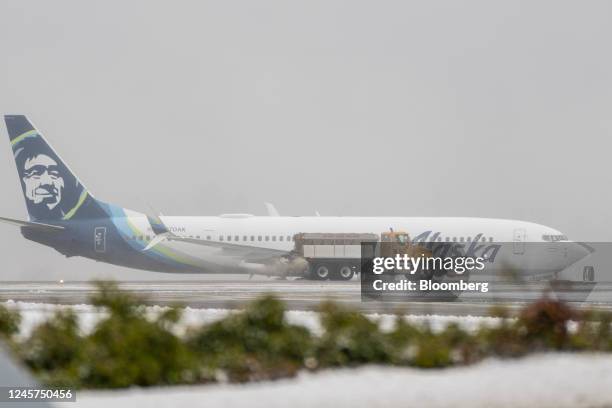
top-left (566, 242), bottom-right (594, 266)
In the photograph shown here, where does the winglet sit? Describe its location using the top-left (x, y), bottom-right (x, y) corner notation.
top-left (146, 213), bottom-right (169, 236)
top-left (143, 213), bottom-right (174, 251)
top-left (143, 232), bottom-right (170, 251)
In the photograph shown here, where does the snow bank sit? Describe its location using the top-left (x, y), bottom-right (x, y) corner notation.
top-left (70, 354), bottom-right (612, 408)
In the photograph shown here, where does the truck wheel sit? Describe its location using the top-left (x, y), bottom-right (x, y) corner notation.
top-left (332, 265), bottom-right (354, 281)
top-left (312, 264), bottom-right (332, 280)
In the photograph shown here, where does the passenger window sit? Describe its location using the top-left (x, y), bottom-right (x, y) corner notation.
top-left (460, 237), bottom-right (464, 242)
top-left (250, 236), bottom-right (254, 241)
top-left (243, 236), bottom-right (247, 241)
top-left (481, 237), bottom-right (486, 242)
top-left (227, 236), bottom-right (232, 241)
top-left (265, 236), bottom-right (269, 241)
top-left (467, 237), bottom-right (471, 242)
top-left (489, 237), bottom-right (493, 242)
top-left (280, 236), bottom-right (284, 241)
top-left (235, 235), bottom-right (239, 241)
top-left (220, 236), bottom-right (224, 241)
top-left (272, 236), bottom-right (276, 241)
top-left (258, 236), bottom-right (262, 241)
top-left (445, 237), bottom-right (450, 242)
top-left (206, 235), bottom-right (211, 240)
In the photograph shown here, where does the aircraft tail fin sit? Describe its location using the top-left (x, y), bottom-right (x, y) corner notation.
top-left (5, 115), bottom-right (105, 222)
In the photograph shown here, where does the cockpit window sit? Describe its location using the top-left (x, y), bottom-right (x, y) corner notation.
top-left (542, 234), bottom-right (568, 242)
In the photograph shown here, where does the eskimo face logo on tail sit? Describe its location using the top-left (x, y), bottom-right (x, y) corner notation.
top-left (13, 136), bottom-right (82, 221)
top-left (22, 154), bottom-right (64, 210)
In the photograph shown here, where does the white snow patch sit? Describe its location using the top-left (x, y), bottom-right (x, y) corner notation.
top-left (70, 354), bottom-right (612, 408)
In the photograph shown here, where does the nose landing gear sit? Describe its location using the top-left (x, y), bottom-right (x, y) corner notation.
top-left (583, 266), bottom-right (595, 282)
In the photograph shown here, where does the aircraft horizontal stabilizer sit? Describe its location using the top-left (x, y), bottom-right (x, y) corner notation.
top-left (0, 216), bottom-right (65, 231)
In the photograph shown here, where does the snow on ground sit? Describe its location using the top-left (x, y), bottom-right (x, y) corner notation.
top-left (4, 302), bottom-right (608, 407)
top-left (66, 354), bottom-right (612, 408)
top-left (2, 300), bottom-right (503, 337)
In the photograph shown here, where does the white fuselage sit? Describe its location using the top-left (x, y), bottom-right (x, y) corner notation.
top-left (120, 213), bottom-right (590, 278)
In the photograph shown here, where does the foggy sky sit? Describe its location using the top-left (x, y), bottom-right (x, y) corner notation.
top-left (0, 0), bottom-right (611, 281)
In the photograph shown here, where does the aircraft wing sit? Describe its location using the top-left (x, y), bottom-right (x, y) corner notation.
top-left (143, 214), bottom-right (289, 261)
top-left (168, 234), bottom-right (288, 262)
top-left (0, 216), bottom-right (65, 231)
top-left (144, 231), bottom-right (288, 262)
top-left (169, 235), bottom-right (286, 255)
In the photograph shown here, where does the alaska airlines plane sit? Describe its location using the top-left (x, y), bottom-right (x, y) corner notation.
top-left (1, 115), bottom-right (591, 281)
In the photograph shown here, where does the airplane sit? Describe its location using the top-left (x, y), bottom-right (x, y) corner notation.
top-left (1, 115), bottom-right (592, 282)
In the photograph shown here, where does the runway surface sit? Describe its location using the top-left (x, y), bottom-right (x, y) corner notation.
top-left (1, 276), bottom-right (612, 316)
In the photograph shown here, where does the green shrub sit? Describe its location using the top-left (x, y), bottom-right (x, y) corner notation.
top-left (412, 333), bottom-right (452, 368)
top-left (592, 312), bottom-right (612, 351)
top-left (479, 317), bottom-right (526, 358)
top-left (81, 281), bottom-right (199, 388)
top-left (187, 295), bottom-right (312, 382)
top-left (438, 323), bottom-right (484, 365)
top-left (316, 301), bottom-right (393, 367)
top-left (385, 315), bottom-right (420, 364)
top-left (20, 310), bottom-right (84, 387)
top-left (0, 304), bottom-right (21, 338)
top-left (9, 282), bottom-right (612, 390)
top-left (516, 297), bottom-right (574, 350)
top-left (89, 280), bottom-right (144, 317)
top-left (570, 310), bottom-right (612, 351)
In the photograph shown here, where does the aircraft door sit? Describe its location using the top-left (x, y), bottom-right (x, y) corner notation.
top-left (94, 227), bottom-right (107, 253)
top-left (513, 228), bottom-right (525, 255)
